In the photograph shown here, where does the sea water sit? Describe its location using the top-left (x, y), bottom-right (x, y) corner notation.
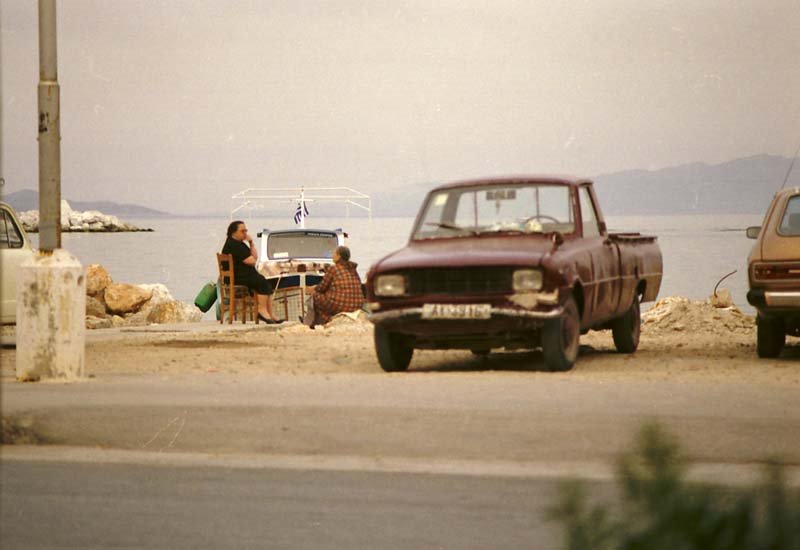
top-left (28, 213), bottom-right (763, 316)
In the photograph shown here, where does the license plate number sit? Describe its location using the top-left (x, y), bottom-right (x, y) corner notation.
top-left (421, 303), bottom-right (492, 320)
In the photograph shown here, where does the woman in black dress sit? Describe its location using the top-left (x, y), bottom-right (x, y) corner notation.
top-left (222, 220), bottom-right (281, 323)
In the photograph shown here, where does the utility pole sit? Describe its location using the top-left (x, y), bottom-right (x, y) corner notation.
top-left (37, 0), bottom-right (61, 250)
top-left (16, 0), bottom-right (85, 381)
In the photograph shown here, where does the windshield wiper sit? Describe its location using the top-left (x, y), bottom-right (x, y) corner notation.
top-left (424, 222), bottom-right (478, 236)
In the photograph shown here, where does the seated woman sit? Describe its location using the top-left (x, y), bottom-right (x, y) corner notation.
top-left (305, 246), bottom-right (364, 328)
top-left (222, 220), bottom-right (281, 323)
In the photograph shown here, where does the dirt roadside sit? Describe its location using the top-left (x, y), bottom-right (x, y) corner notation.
top-left (1, 296), bottom-right (798, 383)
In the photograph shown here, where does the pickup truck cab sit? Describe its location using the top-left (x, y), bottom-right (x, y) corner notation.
top-left (366, 176), bottom-right (662, 372)
top-left (746, 186), bottom-right (800, 357)
top-left (1, 201), bottom-right (35, 324)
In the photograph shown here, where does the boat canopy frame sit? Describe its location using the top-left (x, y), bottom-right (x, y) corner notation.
top-left (230, 186), bottom-right (372, 227)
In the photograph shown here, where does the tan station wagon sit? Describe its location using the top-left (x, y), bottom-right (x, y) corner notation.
top-left (746, 186), bottom-right (800, 357)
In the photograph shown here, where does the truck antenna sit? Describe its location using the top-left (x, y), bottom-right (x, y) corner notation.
top-left (779, 141), bottom-right (800, 190)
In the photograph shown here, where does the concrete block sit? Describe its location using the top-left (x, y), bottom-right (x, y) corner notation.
top-left (16, 249), bottom-right (85, 381)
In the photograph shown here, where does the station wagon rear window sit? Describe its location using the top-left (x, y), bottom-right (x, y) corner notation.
top-left (778, 195), bottom-right (800, 236)
top-left (266, 231), bottom-right (338, 259)
top-left (413, 183), bottom-right (574, 239)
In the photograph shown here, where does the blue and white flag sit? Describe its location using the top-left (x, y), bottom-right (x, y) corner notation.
top-left (293, 201), bottom-right (309, 224)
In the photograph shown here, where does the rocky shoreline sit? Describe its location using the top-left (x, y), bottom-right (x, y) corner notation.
top-left (18, 200), bottom-right (153, 233)
top-left (84, 264), bottom-right (201, 329)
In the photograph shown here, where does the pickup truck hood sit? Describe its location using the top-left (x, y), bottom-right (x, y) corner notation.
top-left (373, 236), bottom-right (555, 272)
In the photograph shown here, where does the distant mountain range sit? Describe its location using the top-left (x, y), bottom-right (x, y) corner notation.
top-left (593, 154), bottom-right (800, 216)
top-left (373, 154), bottom-right (800, 217)
top-left (0, 189), bottom-right (173, 218)
top-left (3, 154), bottom-right (798, 217)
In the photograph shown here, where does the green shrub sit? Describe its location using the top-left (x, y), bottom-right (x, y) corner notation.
top-left (548, 422), bottom-right (800, 550)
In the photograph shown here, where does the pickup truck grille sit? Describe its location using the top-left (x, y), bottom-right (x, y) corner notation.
top-left (403, 267), bottom-right (513, 295)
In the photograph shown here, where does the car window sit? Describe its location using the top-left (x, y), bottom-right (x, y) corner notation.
top-left (266, 231), bottom-right (338, 259)
top-left (778, 195), bottom-right (800, 236)
top-left (0, 210), bottom-right (24, 249)
top-left (578, 186), bottom-right (600, 238)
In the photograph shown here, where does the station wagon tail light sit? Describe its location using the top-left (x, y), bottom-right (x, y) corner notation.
top-left (512, 269), bottom-right (543, 291)
top-left (375, 274), bottom-right (407, 296)
top-left (752, 262), bottom-right (800, 281)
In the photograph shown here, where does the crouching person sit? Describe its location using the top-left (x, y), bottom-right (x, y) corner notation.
top-left (304, 246), bottom-right (364, 328)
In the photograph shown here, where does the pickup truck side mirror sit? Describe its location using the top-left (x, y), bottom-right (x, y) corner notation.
top-left (746, 226), bottom-right (760, 239)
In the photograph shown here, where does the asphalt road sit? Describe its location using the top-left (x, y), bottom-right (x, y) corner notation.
top-left (3, 373), bottom-right (800, 466)
top-left (3, 370), bottom-right (799, 548)
top-left (1, 457), bottom-right (603, 549)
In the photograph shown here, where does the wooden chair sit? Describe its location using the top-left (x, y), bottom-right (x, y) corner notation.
top-left (216, 253), bottom-right (259, 324)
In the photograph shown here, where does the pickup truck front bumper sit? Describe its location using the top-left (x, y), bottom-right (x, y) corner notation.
top-left (369, 305), bottom-right (565, 345)
top-left (369, 305), bottom-right (563, 324)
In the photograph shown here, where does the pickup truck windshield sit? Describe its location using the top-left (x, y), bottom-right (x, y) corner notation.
top-left (413, 183), bottom-right (574, 240)
top-left (266, 231), bottom-right (338, 259)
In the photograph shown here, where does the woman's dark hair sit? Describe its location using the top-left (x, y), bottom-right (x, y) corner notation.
top-left (336, 245), bottom-right (351, 262)
top-left (227, 220), bottom-right (244, 238)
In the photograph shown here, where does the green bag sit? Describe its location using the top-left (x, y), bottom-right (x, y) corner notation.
top-left (194, 282), bottom-right (217, 312)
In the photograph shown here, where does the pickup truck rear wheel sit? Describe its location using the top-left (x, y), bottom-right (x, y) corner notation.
top-left (612, 294), bottom-right (641, 353)
top-left (756, 315), bottom-right (785, 358)
top-left (374, 325), bottom-right (413, 372)
top-left (542, 295), bottom-right (580, 372)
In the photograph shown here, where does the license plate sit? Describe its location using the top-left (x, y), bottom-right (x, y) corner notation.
top-left (421, 303), bottom-right (492, 320)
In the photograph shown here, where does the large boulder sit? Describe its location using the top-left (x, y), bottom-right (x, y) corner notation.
top-left (104, 283), bottom-right (153, 314)
top-left (147, 301), bottom-right (202, 324)
top-left (17, 210), bottom-right (39, 232)
top-left (85, 294), bottom-right (108, 318)
top-left (85, 315), bottom-right (112, 330)
top-left (86, 264), bottom-right (112, 296)
top-left (137, 283), bottom-right (174, 305)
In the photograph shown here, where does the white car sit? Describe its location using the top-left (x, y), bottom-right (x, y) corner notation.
top-left (1, 201), bottom-right (35, 323)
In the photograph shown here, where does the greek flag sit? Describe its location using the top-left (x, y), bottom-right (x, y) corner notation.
top-left (293, 201), bottom-right (309, 224)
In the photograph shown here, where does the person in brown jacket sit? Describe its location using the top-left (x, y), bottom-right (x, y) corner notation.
top-left (304, 246), bottom-right (364, 328)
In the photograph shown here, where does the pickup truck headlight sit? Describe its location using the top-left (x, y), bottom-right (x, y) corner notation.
top-left (512, 269), bottom-right (543, 291)
top-left (374, 274), bottom-right (406, 296)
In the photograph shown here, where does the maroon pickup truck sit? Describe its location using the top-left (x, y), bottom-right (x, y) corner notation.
top-left (366, 176), bottom-right (662, 372)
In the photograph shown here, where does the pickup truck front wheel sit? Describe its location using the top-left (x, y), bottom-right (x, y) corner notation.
top-left (612, 294), bottom-right (641, 353)
top-left (756, 315), bottom-right (785, 358)
top-left (374, 325), bottom-right (414, 372)
top-left (542, 295), bottom-right (580, 371)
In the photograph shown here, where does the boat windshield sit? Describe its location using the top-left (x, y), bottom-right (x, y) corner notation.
top-left (266, 231), bottom-right (339, 260)
top-left (412, 183), bottom-right (575, 240)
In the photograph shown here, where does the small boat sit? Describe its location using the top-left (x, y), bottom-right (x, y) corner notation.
top-left (230, 187), bottom-right (371, 321)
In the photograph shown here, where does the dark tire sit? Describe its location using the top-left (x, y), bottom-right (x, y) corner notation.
top-left (470, 349), bottom-right (490, 357)
top-left (374, 325), bottom-right (413, 372)
top-left (612, 294), bottom-right (641, 353)
top-left (542, 295), bottom-right (580, 372)
top-left (757, 315), bottom-right (785, 358)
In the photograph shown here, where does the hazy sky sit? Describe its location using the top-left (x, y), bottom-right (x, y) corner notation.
top-left (1, 0), bottom-right (799, 214)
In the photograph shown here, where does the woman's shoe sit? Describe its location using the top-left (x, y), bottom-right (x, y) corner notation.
top-left (259, 313), bottom-right (283, 324)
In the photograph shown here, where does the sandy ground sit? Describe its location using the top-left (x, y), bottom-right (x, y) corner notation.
top-left (0, 298), bottom-right (800, 384)
top-left (1, 297), bottom-right (798, 385)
